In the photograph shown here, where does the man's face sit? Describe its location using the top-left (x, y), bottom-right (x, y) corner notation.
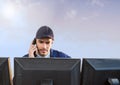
top-left (36, 38), bottom-right (53, 56)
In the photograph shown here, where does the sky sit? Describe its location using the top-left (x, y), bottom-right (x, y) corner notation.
top-left (0, 0), bottom-right (120, 74)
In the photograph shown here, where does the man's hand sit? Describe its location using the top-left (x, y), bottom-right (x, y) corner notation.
top-left (28, 43), bottom-right (37, 58)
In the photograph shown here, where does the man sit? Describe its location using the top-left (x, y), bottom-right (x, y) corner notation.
top-left (23, 26), bottom-right (70, 58)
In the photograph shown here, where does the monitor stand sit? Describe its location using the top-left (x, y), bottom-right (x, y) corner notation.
top-left (108, 78), bottom-right (120, 85)
top-left (41, 79), bottom-right (53, 85)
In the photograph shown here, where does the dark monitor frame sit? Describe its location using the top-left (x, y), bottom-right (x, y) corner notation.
top-left (0, 57), bottom-right (11, 85)
top-left (14, 58), bottom-right (81, 85)
top-left (81, 58), bottom-right (120, 85)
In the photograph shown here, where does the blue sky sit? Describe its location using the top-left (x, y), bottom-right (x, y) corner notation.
top-left (0, 0), bottom-right (120, 74)
top-left (0, 0), bottom-right (120, 58)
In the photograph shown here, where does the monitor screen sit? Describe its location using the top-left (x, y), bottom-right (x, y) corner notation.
top-left (81, 58), bottom-right (120, 85)
top-left (14, 58), bottom-right (80, 85)
top-left (0, 58), bottom-right (11, 85)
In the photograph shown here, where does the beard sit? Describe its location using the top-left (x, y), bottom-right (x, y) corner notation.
top-left (38, 49), bottom-right (49, 56)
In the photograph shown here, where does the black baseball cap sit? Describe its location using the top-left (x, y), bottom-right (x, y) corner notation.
top-left (35, 26), bottom-right (54, 40)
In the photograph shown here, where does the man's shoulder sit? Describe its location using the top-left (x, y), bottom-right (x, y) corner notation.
top-left (50, 49), bottom-right (71, 58)
top-left (23, 49), bottom-right (71, 58)
top-left (23, 54), bottom-right (29, 57)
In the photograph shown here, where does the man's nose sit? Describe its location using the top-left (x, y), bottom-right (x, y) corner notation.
top-left (42, 43), bottom-right (47, 48)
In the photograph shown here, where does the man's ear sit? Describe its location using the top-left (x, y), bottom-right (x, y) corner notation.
top-left (51, 40), bottom-right (54, 44)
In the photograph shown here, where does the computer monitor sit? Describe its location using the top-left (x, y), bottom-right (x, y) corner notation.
top-left (81, 58), bottom-right (120, 85)
top-left (14, 58), bottom-right (80, 85)
top-left (0, 58), bottom-right (11, 85)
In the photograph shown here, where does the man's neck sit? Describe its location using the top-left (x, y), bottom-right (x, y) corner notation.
top-left (36, 52), bottom-right (50, 58)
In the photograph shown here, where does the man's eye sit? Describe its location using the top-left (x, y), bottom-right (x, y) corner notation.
top-left (46, 42), bottom-right (50, 44)
top-left (39, 41), bottom-right (44, 43)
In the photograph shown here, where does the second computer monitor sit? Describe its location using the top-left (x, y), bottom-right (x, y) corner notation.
top-left (81, 58), bottom-right (120, 85)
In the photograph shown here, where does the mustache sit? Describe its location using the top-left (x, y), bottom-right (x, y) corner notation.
top-left (38, 49), bottom-right (48, 51)
top-left (36, 46), bottom-right (48, 51)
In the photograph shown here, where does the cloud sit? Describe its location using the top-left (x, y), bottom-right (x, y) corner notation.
top-left (0, 0), bottom-right (120, 43)
top-left (89, 0), bottom-right (105, 7)
top-left (65, 9), bottom-right (77, 20)
top-left (81, 12), bottom-right (99, 21)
